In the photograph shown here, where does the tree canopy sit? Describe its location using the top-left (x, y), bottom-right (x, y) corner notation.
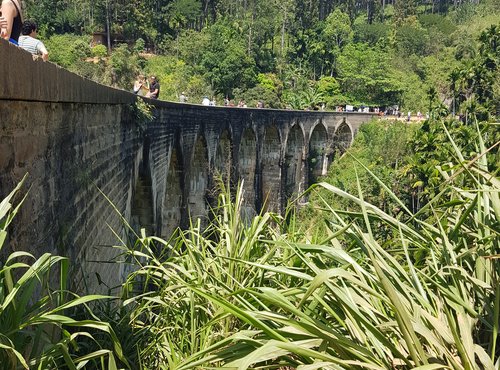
top-left (24, 0), bottom-right (500, 115)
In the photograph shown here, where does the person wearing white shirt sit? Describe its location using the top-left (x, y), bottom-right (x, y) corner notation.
top-left (18, 20), bottom-right (48, 61)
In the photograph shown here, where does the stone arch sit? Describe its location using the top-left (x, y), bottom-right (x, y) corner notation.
top-left (160, 144), bottom-right (183, 239)
top-left (284, 123), bottom-right (305, 202)
top-left (238, 127), bottom-right (257, 212)
top-left (261, 125), bottom-right (281, 213)
top-left (214, 129), bottom-right (233, 186)
top-left (187, 134), bottom-right (209, 224)
top-left (335, 120), bottom-right (353, 152)
top-left (308, 122), bottom-right (328, 186)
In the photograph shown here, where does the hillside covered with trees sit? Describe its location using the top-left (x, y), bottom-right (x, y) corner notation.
top-left (24, 0), bottom-right (499, 112)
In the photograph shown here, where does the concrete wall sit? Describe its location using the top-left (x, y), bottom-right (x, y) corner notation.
top-left (0, 39), bottom-right (375, 292)
top-left (0, 40), bottom-right (141, 291)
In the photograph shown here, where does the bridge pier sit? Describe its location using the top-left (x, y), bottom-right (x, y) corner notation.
top-left (260, 125), bottom-right (281, 213)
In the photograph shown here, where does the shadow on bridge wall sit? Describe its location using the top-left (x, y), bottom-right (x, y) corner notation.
top-left (0, 39), bottom-right (375, 291)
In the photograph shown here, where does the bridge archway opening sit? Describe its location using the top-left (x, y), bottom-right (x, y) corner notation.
top-left (284, 124), bottom-right (305, 202)
top-left (161, 145), bottom-right (183, 240)
top-left (214, 129), bottom-right (233, 188)
top-left (188, 135), bottom-right (209, 225)
top-left (261, 125), bottom-right (281, 213)
top-left (335, 121), bottom-right (353, 153)
top-left (238, 127), bottom-right (257, 215)
top-left (308, 123), bottom-right (328, 187)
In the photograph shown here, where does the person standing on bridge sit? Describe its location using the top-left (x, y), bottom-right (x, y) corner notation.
top-left (133, 74), bottom-right (148, 96)
top-left (0, 0), bottom-right (23, 45)
top-left (146, 76), bottom-right (160, 99)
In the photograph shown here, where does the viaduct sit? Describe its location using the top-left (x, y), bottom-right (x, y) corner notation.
top-left (0, 40), bottom-right (376, 290)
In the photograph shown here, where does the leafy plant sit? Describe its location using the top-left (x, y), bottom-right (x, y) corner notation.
top-left (0, 176), bottom-right (127, 369)
top-left (45, 34), bottom-right (92, 68)
top-left (92, 44), bottom-right (108, 58)
top-left (131, 98), bottom-right (155, 127)
top-left (120, 182), bottom-right (292, 369)
top-left (284, 85), bottom-right (325, 110)
top-left (120, 119), bottom-right (499, 369)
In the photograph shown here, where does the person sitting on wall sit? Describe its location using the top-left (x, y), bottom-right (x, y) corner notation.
top-left (146, 76), bottom-right (160, 99)
top-left (0, 0), bottom-right (23, 45)
top-left (18, 20), bottom-right (48, 61)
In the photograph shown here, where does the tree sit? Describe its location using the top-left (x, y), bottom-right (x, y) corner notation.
top-left (394, 0), bottom-right (416, 23)
top-left (353, 22), bottom-right (389, 45)
top-left (394, 22), bottom-right (431, 56)
top-left (322, 9), bottom-right (353, 76)
top-left (200, 21), bottom-right (257, 95)
top-left (272, 0), bottom-right (295, 60)
top-left (173, 29), bottom-right (211, 67)
top-left (452, 25), bottom-right (500, 120)
top-left (167, 0), bottom-right (202, 34)
top-left (338, 43), bottom-right (402, 105)
top-left (105, 44), bottom-right (139, 88)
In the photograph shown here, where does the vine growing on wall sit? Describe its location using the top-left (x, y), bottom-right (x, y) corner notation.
top-left (129, 98), bottom-right (155, 132)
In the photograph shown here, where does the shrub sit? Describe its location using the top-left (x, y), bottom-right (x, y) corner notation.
top-left (46, 34), bottom-right (91, 68)
top-left (91, 44), bottom-right (108, 58)
top-left (234, 83), bottom-right (283, 108)
top-left (106, 44), bottom-right (138, 89)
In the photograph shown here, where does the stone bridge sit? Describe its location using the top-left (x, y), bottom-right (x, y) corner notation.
top-left (0, 40), bottom-right (375, 290)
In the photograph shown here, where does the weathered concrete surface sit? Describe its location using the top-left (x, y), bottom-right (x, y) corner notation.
top-left (0, 39), bottom-right (376, 292)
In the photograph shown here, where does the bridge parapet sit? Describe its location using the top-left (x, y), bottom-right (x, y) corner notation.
top-left (0, 39), bottom-right (375, 291)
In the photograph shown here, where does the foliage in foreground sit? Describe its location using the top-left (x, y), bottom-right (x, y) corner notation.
top-left (0, 177), bottom-right (127, 369)
top-left (122, 121), bottom-right (499, 369)
top-left (120, 184), bottom-right (288, 369)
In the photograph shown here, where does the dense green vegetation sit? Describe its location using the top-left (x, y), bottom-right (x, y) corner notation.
top-left (1, 1), bottom-right (499, 368)
top-left (300, 116), bottom-right (499, 233)
top-left (25, 0), bottom-right (499, 113)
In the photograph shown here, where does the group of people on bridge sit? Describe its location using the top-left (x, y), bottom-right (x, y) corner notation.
top-left (134, 80), bottom-right (268, 108)
top-left (133, 75), bottom-right (160, 99)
